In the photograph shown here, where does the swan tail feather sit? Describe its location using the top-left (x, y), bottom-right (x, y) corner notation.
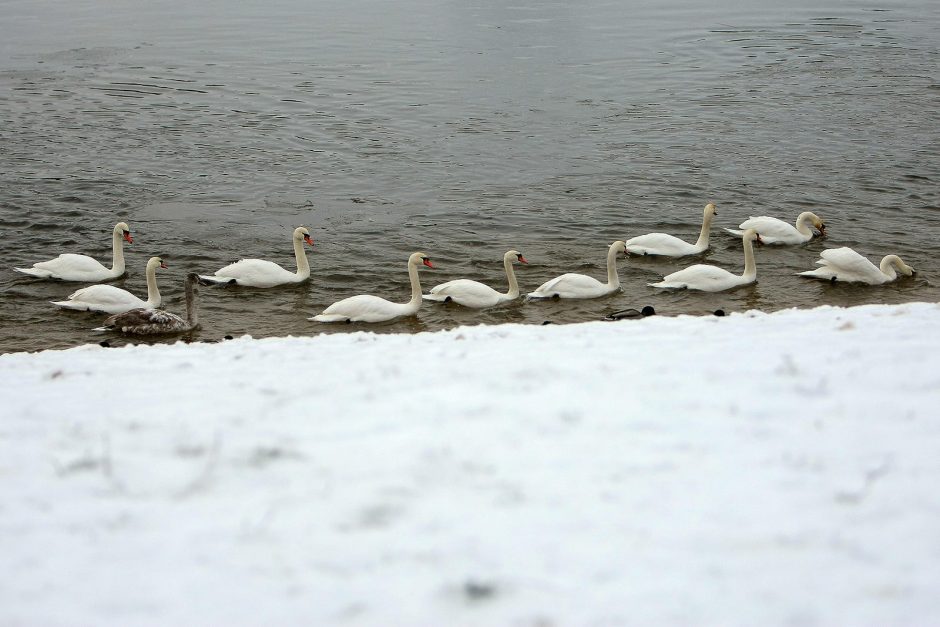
top-left (310, 314), bottom-right (349, 323)
top-left (14, 267), bottom-right (50, 278)
top-left (51, 300), bottom-right (86, 310)
top-left (197, 274), bottom-right (237, 286)
top-left (648, 281), bottom-right (686, 290)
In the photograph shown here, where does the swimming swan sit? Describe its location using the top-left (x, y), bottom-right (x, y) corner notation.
top-left (15, 222), bottom-right (133, 281)
top-left (52, 256), bottom-right (167, 314)
top-left (799, 247), bottom-right (914, 284)
top-left (199, 226), bottom-right (313, 287)
top-left (424, 250), bottom-right (527, 308)
top-left (650, 229), bottom-right (762, 292)
top-left (527, 241), bottom-right (627, 299)
top-left (625, 203), bottom-right (717, 257)
top-left (724, 211), bottom-right (824, 244)
top-left (95, 272), bottom-right (207, 334)
top-left (311, 252), bottom-right (434, 323)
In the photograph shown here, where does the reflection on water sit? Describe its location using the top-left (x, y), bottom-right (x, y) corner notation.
top-left (1, 0), bottom-right (938, 352)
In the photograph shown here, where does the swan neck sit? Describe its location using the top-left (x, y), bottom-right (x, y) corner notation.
top-left (185, 278), bottom-right (198, 327)
top-left (879, 257), bottom-right (898, 280)
top-left (111, 229), bottom-right (126, 274)
top-left (504, 256), bottom-right (520, 298)
top-left (293, 236), bottom-right (310, 279)
top-left (606, 245), bottom-right (621, 289)
top-left (146, 264), bottom-right (161, 306)
top-left (694, 212), bottom-right (714, 248)
top-left (407, 259), bottom-right (423, 309)
top-left (795, 216), bottom-right (813, 237)
top-left (742, 237), bottom-right (757, 280)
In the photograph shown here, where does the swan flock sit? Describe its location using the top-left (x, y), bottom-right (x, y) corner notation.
top-left (14, 205), bottom-right (917, 333)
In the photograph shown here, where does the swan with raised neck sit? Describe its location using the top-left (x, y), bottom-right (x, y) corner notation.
top-left (14, 222), bottom-right (133, 281)
top-left (51, 256), bottom-right (168, 314)
top-left (95, 272), bottom-right (205, 334)
top-left (311, 252), bottom-right (435, 323)
top-left (425, 250), bottom-right (528, 308)
top-left (527, 241), bottom-right (627, 299)
top-left (625, 203), bottom-right (718, 257)
top-left (650, 229), bottom-right (763, 292)
top-left (199, 226), bottom-right (314, 287)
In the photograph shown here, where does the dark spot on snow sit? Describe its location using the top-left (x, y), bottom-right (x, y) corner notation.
top-left (464, 580), bottom-right (497, 601)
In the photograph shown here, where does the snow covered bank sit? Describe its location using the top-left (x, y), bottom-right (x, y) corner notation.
top-left (2, 303), bottom-right (939, 626)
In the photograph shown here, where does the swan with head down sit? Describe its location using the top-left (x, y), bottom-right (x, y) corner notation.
top-left (424, 250), bottom-right (527, 308)
top-left (199, 226), bottom-right (313, 287)
top-left (311, 252), bottom-right (434, 323)
top-left (51, 256), bottom-right (167, 314)
top-left (625, 203), bottom-right (718, 257)
top-left (15, 222), bottom-right (133, 281)
top-left (527, 241), bottom-right (627, 300)
top-left (799, 247), bottom-right (914, 285)
top-left (725, 211), bottom-right (824, 244)
top-left (650, 229), bottom-right (763, 292)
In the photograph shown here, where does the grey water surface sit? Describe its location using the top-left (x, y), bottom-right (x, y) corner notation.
top-left (1, 0), bottom-right (938, 352)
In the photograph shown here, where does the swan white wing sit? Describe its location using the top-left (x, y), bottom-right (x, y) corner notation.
top-left (528, 273), bottom-right (608, 299)
top-left (818, 247), bottom-right (885, 283)
top-left (17, 253), bottom-right (113, 280)
top-left (312, 294), bottom-right (408, 323)
top-left (650, 264), bottom-right (739, 292)
top-left (209, 259), bottom-right (297, 287)
top-left (625, 233), bottom-right (697, 257)
top-left (734, 216), bottom-right (810, 244)
top-left (52, 285), bottom-right (145, 313)
top-left (426, 279), bottom-right (502, 308)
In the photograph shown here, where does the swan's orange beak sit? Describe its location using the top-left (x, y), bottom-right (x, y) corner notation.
top-left (160, 261), bottom-right (168, 269)
top-left (518, 255), bottom-right (528, 264)
top-left (423, 258), bottom-right (434, 268)
top-left (817, 224), bottom-right (826, 236)
top-left (756, 234), bottom-right (764, 246)
top-left (123, 231), bottom-right (133, 244)
top-left (303, 234), bottom-right (314, 246)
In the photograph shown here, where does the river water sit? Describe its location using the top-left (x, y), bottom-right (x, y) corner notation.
top-left (1, 0), bottom-right (938, 352)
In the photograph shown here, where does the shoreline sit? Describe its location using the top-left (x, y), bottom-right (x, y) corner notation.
top-left (2, 301), bottom-right (939, 625)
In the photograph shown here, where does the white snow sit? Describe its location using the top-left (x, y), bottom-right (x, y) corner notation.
top-left (2, 303), bottom-right (939, 626)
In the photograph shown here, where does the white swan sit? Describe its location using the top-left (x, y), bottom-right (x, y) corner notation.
top-left (424, 250), bottom-right (528, 309)
top-left (311, 252), bottom-right (434, 323)
top-left (14, 222), bottom-right (133, 281)
top-left (650, 229), bottom-right (762, 292)
top-left (799, 247), bottom-right (915, 285)
top-left (724, 211), bottom-right (824, 244)
top-left (95, 273), bottom-right (206, 335)
top-left (527, 241), bottom-right (627, 299)
top-left (199, 226), bottom-right (313, 287)
top-left (625, 203), bottom-right (718, 257)
top-left (52, 256), bottom-right (167, 314)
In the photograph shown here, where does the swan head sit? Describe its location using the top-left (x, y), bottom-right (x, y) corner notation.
top-left (147, 256), bottom-right (169, 271)
top-left (704, 203), bottom-right (717, 218)
top-left (293, 226), bottom-right (314, 246)
top-left (612, 241), bottom-right (627, 255)
top-left (505, 250), bottom-right (528, 264)
top-left (409, 252), bottom-right (434, 269)
top-left (114, 222), bottom-right (133, 244)
top-left (798, 212), bottom-right (826, 235)
top-left (742, 229), bottom-right (763, 246)
top-left (883, 255), bottom-right (914, 277)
